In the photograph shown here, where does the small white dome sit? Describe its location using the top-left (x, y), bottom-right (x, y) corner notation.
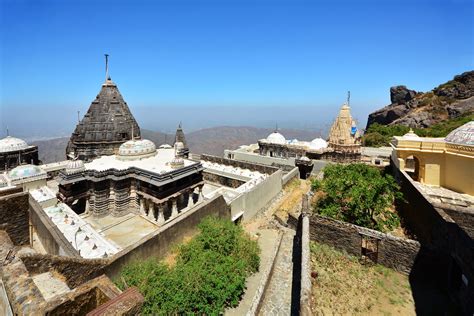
top-left (159, 144), bottom-right (173, 149)
top-left (0, 136), bottom-right (29, 153)
top-left (118, 139), bottom-right (156, 160)
top-left (402, 128), bottom-right (420, 141)
top-left (8, 164), bottom-right (46, 180)
top-left (266, 132), bottom-right (286, 144)
top-left (65, 159), bottom-right (85, 174)
top-left (309, 138), bottom-right (328, 150)
top-left (175, 141), bottom-right (184, 150)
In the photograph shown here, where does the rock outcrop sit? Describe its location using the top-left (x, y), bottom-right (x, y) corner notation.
top-left (366, 70), bottom-right (474, 129)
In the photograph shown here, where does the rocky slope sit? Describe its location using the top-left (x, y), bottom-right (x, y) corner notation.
top-left (366, 71), bottom-right (474, 129)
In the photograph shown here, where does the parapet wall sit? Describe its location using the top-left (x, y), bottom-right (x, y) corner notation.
top-left (231, 169), bottom-right (283, 221)
top-left (105, 195), bottom-right (230, 279)
top-left (0, 192), bottom-right (29, 246)
top-left (200, 154), bottom-right (280, 175)
top-left (308, 213), bottom-right (420, 274)
top-left (29, 196), bottom-right (79, 257)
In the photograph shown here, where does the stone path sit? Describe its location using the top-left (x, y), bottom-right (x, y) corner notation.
top-left (258, 229), bottom-right (296, 316)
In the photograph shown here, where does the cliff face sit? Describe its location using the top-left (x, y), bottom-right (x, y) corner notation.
top-left (366, 71), bottom-right (474, 129)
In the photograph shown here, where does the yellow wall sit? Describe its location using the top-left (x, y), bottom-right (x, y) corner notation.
top-left (443, 154), bottom-right (474, 195)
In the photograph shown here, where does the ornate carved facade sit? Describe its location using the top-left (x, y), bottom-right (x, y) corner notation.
top-left (66, 78), bottom-right (141, 161)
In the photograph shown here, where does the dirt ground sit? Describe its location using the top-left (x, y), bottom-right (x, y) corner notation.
top-left (310, 241), bottom-right (416, 316)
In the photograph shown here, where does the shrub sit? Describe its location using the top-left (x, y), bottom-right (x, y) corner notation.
top-left (311, 164), bottom-right (402, 232)
top-left (117, 216), bottom-right (260, 315)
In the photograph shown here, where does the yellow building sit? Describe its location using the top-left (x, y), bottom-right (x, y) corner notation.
top-left (391, 121), bottom-right (474, 195)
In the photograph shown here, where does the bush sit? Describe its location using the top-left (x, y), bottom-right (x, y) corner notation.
top-left (117, 216), bottom-right (260, 315)
top-left (311, 164), bottom-right (402, 232)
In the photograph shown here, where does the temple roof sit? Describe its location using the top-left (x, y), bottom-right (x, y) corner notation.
top-left (0, 136), bottom-right (29, 153)
top-left (445, 121), bottom-right (474, 146)
top-left (66, 77), bottom-right (141, 160)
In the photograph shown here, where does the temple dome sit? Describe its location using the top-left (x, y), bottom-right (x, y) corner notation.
top-left (65, 159), bottom-right (85, 174)
top-left (118, 139), bottom-right (156, 160)
top-left (402, 128), bottom-right (421, 141)
top-left (266, 132), bottom-right (286, 144)
top-left (309, 138), bottom-right (328, 150)
top-left (445, 121), bottom-right (474, 146)
top-left (8, 164), bottom-right (45, 180)
top-left (0, 136), bottom-right (29, 153)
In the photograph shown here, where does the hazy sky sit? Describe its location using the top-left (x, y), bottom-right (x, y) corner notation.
top-left (1, 0), bottom-right (473, 139)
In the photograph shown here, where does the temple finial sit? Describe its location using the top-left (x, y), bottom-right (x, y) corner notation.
top-left (179, 121), bottom-right (182, 128)
top-left (6, 127), bottom-right (9, 137)
top-left (131, 124), bottom-right (135, 140)
top-left (275, 123), bottom-right (278, 132)
top-left (347, 91), bottom-right (350, 106)
top-left (105, 54), bottom-right (109, 81)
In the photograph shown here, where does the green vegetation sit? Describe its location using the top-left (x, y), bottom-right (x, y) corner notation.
top-left (311, 164), bottom-right (401, 232)
top-left (117, 216), bottom-right (260, 315)
top-left (363, 113), bottom-right (474, 147)
top-left (310, 241), bottom-right (415, 315)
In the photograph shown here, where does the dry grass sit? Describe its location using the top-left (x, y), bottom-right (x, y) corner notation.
top-left (274, 178), bottom-right (310, 220)
top-left (310, 242), bottom-right (415, 316)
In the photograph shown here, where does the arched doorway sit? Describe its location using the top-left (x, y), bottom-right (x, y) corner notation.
top-left (405, 155), bottom-right (421, 181)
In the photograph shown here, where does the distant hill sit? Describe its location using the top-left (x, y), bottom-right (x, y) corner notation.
top-left (36, 126), bottom-right (318, 163)
top-left (366, 70), bottom-right (474, 129)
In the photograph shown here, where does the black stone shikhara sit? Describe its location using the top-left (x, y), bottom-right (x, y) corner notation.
top-left (66, 78), bottom-right (141, 162)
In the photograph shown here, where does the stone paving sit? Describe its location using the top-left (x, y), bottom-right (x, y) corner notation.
top-left (259, 229), bottom-right (296, 316)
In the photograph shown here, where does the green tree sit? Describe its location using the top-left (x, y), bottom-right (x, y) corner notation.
top-left (117, 216), bottom-right (260, 315)
top-left (311, 164), bottom-right (402, 232)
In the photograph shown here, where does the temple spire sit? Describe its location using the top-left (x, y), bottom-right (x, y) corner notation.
top-left (105, 53), bottom-right (109, 81)
top-left (347, 91), bottom-right (350, 107)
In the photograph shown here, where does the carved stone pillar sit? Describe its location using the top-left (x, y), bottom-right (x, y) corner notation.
top-left (156, 204), bottom-right (165, 226)
top-left (171, 199), bottom-right (178, 218)
top-left (139, 198), bottom-right (146, 216)
top-left (108, 184), bottom-right (115, 215)
top-left (84, 196), bottom-right (90, 215)
top-left (197, 186), bottom-right (204, 203)
top-left (129, 181), bottom-right (138, 211)
top-left (148, 202), bottom-right (156, 221)
top-left (187, 191), bottom-right (194, 208)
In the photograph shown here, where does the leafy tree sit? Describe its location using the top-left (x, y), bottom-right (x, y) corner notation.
top-left (117, 216), bottom-right (260, 315)
top-left (311, 164), bottom-right (402, 232)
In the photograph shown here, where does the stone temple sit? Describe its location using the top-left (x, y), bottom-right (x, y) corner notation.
top-left (66, 77), bottom-right (141, 161)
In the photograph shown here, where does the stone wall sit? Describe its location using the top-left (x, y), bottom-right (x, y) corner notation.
top-left (105, 195), bottom-right (230, 279)
top-left (20, 254), bottom-right (107, 289)
top-left (203, 171), bottom-right (245, 188)
top-left (29, 197), bottom-right (79, 257)
top-left (394, 166), bottom-right (474, 314)
top-left (309, 214), bottom-right (420, 274)
top-left (230, 169), bottom-right (283, 221)
top-left (0, 192), bottom-right (29, 246)
top-left (282, 167), bottom-right (299, 186)
top-left (201, 154), bottom-right (279, 175)
top-left (296, 215), bottom-right (312, 316)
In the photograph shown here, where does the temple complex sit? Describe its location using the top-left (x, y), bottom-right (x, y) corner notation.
top-left (256, 102), bottom-right (361, 163)
top-left (66, 59), bottom-right (141, 161)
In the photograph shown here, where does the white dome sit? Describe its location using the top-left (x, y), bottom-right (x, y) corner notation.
top-left (159, 144), bottom-right (173, 149)
top-left (309, 138), bottom-right (328, 150)
top-left (445, 121), bottom-right (474, 146)
top-left (402, 129), bottom-right (420, 141)
top-left (65, 159), bottom-right (85, 174)
top-left (118, 139), bottom-right (156, 160)
top-left (8, 164), bottom-right (46, 180)
top-left (0, 136), bottom-right (29, 153)
top-left (266, 132), bottom-right (286, 144)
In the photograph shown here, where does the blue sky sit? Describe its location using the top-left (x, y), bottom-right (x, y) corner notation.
top-left (1, 0), bottom-right (473, 137)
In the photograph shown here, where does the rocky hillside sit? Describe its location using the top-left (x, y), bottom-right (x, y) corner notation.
top-left (366, 71), bottom-right (474, 129)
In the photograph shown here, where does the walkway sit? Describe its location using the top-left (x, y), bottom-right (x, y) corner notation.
top-left (258, 229), bottom-right (296, 316)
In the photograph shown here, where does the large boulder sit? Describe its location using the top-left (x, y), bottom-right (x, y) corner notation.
top-left (390, 85), bottom-right (417, 104)
top-left (366, 70), bottom-right (474, 130)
